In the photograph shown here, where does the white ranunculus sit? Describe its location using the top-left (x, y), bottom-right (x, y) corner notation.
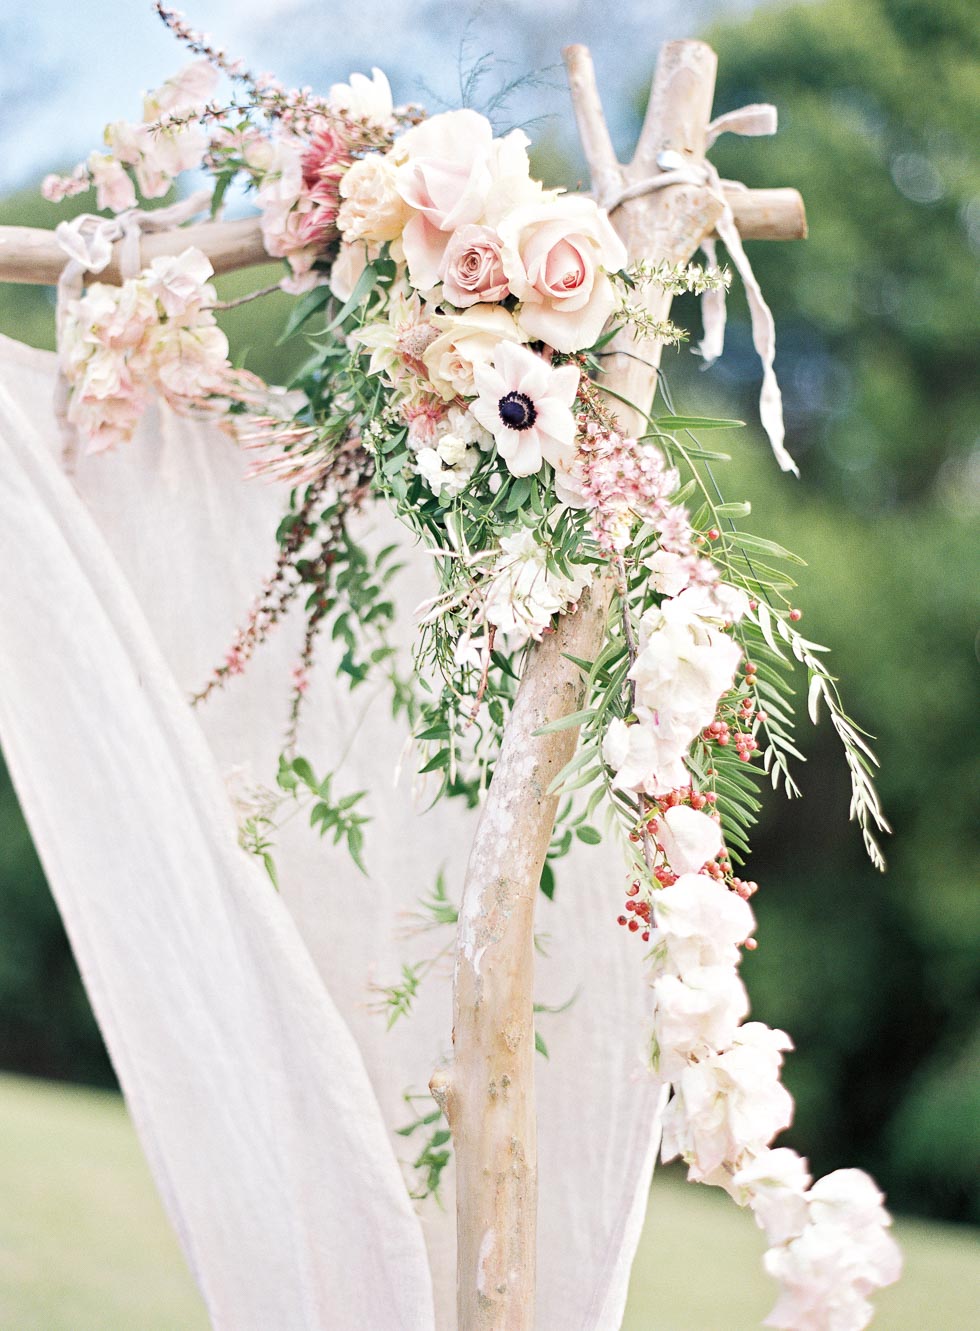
top-left (651, 965), bottom-right (749, 1079)
top-left (415, 441), bottom-right (479, 498)
top-left (338, 155), bottom-right (412, 244)
top-left (649, 871), bottom-right (755, 973)
top-left (657, 805), bottom-right (725, 876)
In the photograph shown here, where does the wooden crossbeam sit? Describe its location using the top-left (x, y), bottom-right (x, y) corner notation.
top-left (0, 187), bottom-right (804, 287)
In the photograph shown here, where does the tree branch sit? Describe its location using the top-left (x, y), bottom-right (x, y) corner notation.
top-left (437, 39), bottom-right (727, 1331)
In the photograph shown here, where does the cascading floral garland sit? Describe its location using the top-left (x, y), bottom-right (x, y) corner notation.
top-left (43, 8), bottom-right (899, 1327)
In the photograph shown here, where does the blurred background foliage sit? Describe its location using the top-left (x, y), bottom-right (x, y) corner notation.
top-left (0, 0), bottom-right (977, 1226)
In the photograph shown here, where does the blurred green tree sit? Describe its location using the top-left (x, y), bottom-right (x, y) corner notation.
top-left (658, 0), bottom-right (980, 1222)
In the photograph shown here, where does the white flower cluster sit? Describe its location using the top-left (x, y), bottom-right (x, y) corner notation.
top-left (647, 805), bottom-right (901, 1329)
top-left (483, 529), bottom-right (591, 645)
top-left (605, 582), bottom-right (747, 797)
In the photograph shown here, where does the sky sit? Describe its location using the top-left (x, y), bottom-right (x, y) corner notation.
top-left (0, 0), bottom-right (766, 192)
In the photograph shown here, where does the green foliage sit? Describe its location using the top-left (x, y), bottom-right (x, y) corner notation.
top-left (276, 755), bottom-right (371, 873)
top-left (396, 1093), bottom-right (452, 1202)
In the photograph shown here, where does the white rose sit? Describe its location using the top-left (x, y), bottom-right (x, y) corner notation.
top-left (422, 306), bottom-right (525, 400)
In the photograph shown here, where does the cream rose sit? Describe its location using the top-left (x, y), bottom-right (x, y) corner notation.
top-left (422, 306), bottom-right (525, 400)
top-left (499, 195), bottom-right (628, 352)
top-left (439, 224), bottom-right (509, 306)
top-left (338, 155), bottom-right (412, 244)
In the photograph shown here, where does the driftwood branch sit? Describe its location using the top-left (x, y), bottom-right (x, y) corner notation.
top-left (436, 39), bottom-right (739, 1331)
top-left (0, 184), bottom-right (804, 288)
top-left (0, 217), bottom-right (272, 286)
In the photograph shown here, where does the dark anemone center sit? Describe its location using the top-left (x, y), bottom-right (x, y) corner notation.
top-left (498, 391), bottom-right (537, 431)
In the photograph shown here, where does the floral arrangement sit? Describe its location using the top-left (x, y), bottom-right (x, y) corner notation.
top-left (43, 7), bottom-right (899, 1327)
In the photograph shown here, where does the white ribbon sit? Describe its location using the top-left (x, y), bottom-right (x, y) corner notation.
top-left (54, 190), bottom-right (213, 471)
top-left (601, 105), bottom-right (798, 477)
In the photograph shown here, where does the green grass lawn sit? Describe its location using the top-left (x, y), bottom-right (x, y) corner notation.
top-left (1, 1074), bottom-right (977, 1329)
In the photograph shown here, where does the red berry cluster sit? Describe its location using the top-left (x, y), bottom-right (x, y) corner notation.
top-left (617, 880), bottom-right (652, 940)
top-left (615, 781), bottom-right (764, 947)
top-left (701, 659), bottom-right (768, 764)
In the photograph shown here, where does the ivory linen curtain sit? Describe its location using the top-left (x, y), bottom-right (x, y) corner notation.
top-left (0, 334), bottom-right (665, 1330)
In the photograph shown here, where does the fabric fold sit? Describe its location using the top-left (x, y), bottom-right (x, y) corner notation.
top-left (0, 335), bottom-right (666, 1330)
top-left (0, 355), bottom-right (435, 1331)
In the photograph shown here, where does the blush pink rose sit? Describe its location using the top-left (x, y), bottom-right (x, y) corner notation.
top-left (393, 109), bottom-right (495, 291)
top-left (439, 225), bottom-right (510, 306)
top-left (499, 195), bottom-right (628, 352)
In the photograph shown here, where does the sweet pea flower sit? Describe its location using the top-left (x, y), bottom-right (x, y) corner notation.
top-left (649, 871), bottom-right (755, 973)
top-left (470, 341), bottom-right (579, 478)
top-left (603, 717), bottom-right (688, 797)
top-left (143, 248), bottom-right (217, 319)
top-left (732, 1148), bottom-right (813, 1245)
top-left (142, 61), bottom-right (219, 121)
top-left (88, 153), bottom-right (136, 214)
top-left (807, 1170), bottom-right (897, 1238)
top-left (657, 805), bottom-right (725, 876)
top-left (660, 1022), bottom-right (794, 1175)
top-left (499, 194), bottom-right (628, 352)
top-left (645, 548), bottom-right (701, 598)
top-left (651, 965), bottom-right (750, 1078)
top-left (762, 1202), bottom-right (902, 1331)
top-left (631, 600), bottom-right (742, 737)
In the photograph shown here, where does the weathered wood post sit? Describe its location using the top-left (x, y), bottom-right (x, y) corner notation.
top-left (431, 39), bottom-right (754, 1331)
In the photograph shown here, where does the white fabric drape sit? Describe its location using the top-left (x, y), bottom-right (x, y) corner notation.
top-left (0, 335), bottom-right (666, 1330)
